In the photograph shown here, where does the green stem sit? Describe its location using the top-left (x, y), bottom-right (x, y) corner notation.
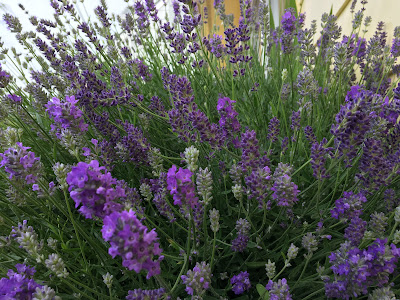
top-left (63, 190), bottom-right (88, 270)
top-left (293, 254), bottom-right (311, 289)
top-left (210, 231), bottom-right (217, 269)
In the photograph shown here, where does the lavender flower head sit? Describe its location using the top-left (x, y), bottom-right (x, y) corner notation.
top-left (0, 142), bottom-right (42, 189)
top-left (330, 191), bottom-right (367, 221)
top-left (0, 63), bottom-right (10, 88)
top-left (7, 94), bottom-right (22, 103)
top-left (0, 264), bottom-right (41, 299)
top-left (10, 220), bottom-right (44, 262)
top-left (270, 174), bottom-right (299, 208)
top-left (166, 165), bottom-right (198, 208)
top-left (232, 218), bottom-right (251, 252)
top-left (230, 271), bottom-right (251, 295)
top-left (217, 97), bottom-right (241, 134)
top-left (331, 86), bottom-right (378, 166)
top-left (240, 130), bottom-right (260, 172)
top-left (45, 95), bottom-right (88, 139)
top-left (310, 138), bottom-right (333, 180)
top-left (325, 239), bottom-right (400, 299)
top-left (126, 288), bottom-right (170, 300)
top-left (265, 278), bottom-right (293, 300)
top-left (281, 10), bottom-right (296, 33)
top-left (183, 145), bottom-right (199, 172)
top-left (267, 117), bottom-right (280, 144)
top-left (181, 261), bottom-right (212, 297)
top-left (344, 216), bottom-right (367, 246)
top-left (66, 160), bottom-right (125, 219)
top-left (102, 209), bottom-right (164, 279)
top-left (45, 253), bottom-right (69, 278)
top-left (196, 167), bottom-right (213, 205)
top-left (279, 9), bottom-right (297, 54)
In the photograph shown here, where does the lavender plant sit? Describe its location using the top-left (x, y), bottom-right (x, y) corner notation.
top-left (0, 0), bottom-right (400, 298)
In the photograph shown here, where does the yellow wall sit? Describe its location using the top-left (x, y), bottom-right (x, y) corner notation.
top-left (296, 0), bottom-right (400, 42)
top-left (202, 0), bottom-right (241, 37)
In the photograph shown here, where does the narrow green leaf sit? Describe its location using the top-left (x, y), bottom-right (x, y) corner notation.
top-left (256, 284), bottom-right (270, 300)
top-left (246, 261), bottom-right (266, 268)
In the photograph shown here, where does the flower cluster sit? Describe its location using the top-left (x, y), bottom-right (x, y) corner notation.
top-left (183, 145), bottom-right (200, 172)
top-left (166, 165), bottom-right (198, 208)
top-left (217, 97), bottom-right (241, 140)
top-left (267, 117), bottom-right (280, 144)
top-left (66, 160), bottom-right (125, 219)
top-left (117, 121), bottom-right (151, 165)
top-left (0, 264), bottom-right (59, 299)
top-left (270, 172), bottom-right (299, 208)
top-left (0, 264), bottom-right (40, 298)
top-left (230, 271), bottom-right (251, 295)
top-left (240, 130), bottom-right (260, 172)
top-left (196, 167), bottom-right (213, 205)
top-left (331, 86), bottom-right (379, 166)
top-left (310, 138), bottom-right (333, 179)
top-left (181, 261), bottom-right (212, 297)
top-left (232, 218), bottom-right (251, 252)
top-left (45, 95), bottom-right (88, 138)
top-left (0, 63), bottom-right (11, 87)
top-left (344, 216), bottom-right (367, 246)
top-left (265, 278), bottom-right (293, 300)
top-left (330, 191), bottom-right (367, 221)
top-left (126, 288), bottom-right (170, 299)
top-left (0, 142), bottom-right (42, 189)
top-left (4, 0), bottom-right (400, 298)
top-left (245, 166), bottom-right (271, 208)
top-left (279, 10), bottom-right (297, 54)
top-left (149, 173), bottom-right (176, 222)
top-left (101, 210), bottom-right (163, 279)
top-left (324, 239), bottom-right (400, 299)
top-left (45, 253), bottom-right (69, 278)
top-left (10, 220), bottom-right (44, 262)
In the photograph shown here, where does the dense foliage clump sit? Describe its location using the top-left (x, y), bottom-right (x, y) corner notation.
top-left (1, 0), bottom-right (400, 298)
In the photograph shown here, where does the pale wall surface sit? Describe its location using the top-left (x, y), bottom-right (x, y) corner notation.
top-left (297, 0), bottom-right (400, 42)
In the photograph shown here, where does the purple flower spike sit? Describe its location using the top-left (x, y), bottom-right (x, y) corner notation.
top-left (45, 95), bottom-right (88, 139)
top-left (66, 160), bottom-right (125, 219)
top-left (0, 264), bottom-right (41, 298)
top-left (217, 97), bottom-right (241, 135)
top-left (166, 165), bottom-right (198, 208)
top-left (330, 191), bottom-right (367, 221)
top-left (126, 288), bottom-right (170, 299)
top-left (230, 271), bottom-right (251, 295)
top-left (0, 142), bottom-right (42, 188)
top-left (232, 218), bottom-right (251, 252)
top-left (271, 174), bottom-right (299, 208)
top-left (266, 278), bottom-right (293, 300)
top-left (102, 209), bottom-right (163, 279)
top-left (7, 94), bottom-right (22, 103)
top-left (181, 261), bottom-right (212, 297)
top-left (325, 239), bottom-right (400, 299)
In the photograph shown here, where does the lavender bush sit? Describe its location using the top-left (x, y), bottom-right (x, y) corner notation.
top-left (0, 0), bottom-right (400, 298)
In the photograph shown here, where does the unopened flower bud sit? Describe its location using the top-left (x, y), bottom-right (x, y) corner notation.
top-left (183, 146), bottom-right (199, 172)
top-left (148, 147), bottom-right (163, 177)
top-left (197, 167), bottom-right (213, 205)
top-left (393, 230), bottom-right (400, 244)
top-left (394, 206), bottom-right (400, 223)
top-left (103, 272), bottom-right (113, 289)
top-left (265, 259), bottom-right (275, 279)
top-left (232, 184), bottom-right (243, 201)
top-left (281, 69), bottom-right (288, 81)
top-left (287, 243), bottom-right (299, 260)
top-left (139, 182), bottom-right (153, 202)
top-left (45, 253), bottom-right (68, 278)
top-left (209, 208), bottom-right (220, 233)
